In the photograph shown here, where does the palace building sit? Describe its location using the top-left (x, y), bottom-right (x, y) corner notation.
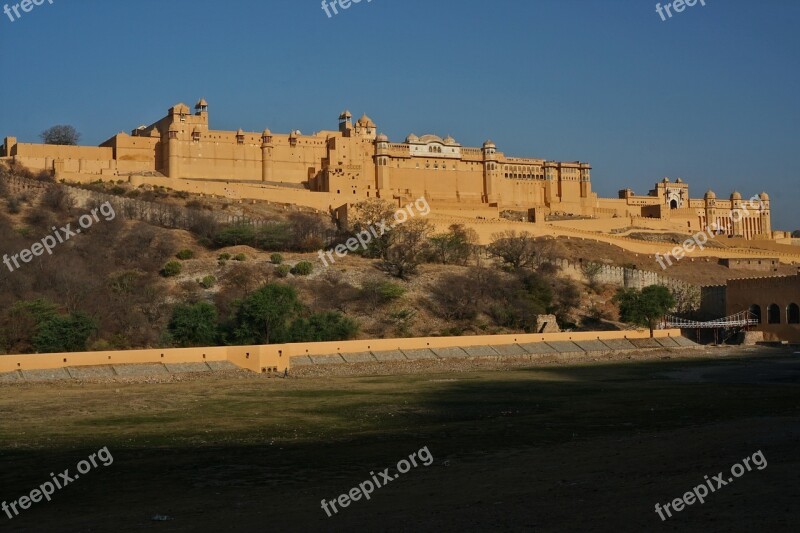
top-left (1, 99), bottom-right (774, 239)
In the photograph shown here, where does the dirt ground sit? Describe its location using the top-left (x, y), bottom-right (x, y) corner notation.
top-left (1, 346), bottom-right (799, 532)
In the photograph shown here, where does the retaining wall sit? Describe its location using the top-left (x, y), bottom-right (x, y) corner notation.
top-left (0, 329), bottom-right (684, 377)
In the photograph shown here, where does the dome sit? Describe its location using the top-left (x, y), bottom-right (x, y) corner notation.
top-left (419, 134), bottom-right (444, 144)
top-left (171, 103), bottom-right (190, 115)
top-left (676, 178), bottom-right (683, 183)
top-left (357, 114), bottom-right (376, 127)
top-left (704, 190), bottom-right (716, 200)
top-left (262, 128), bottom-right (272, 136)
top-left (195, 98), bottom-right (208, 108)
top-left (443, 135), bottom-right (457, 145)
top-left (759, 192), bottom-right (770, 201)
top-left (376, 133), bottom-right (389, 142)
top-left (236, 128), bottom-right (245, 136)
top-left (405, 134), bottom-right (419, 143)
top-left (483, 140), bottom-right (496, 148)
top-left (730, 191), bottom-right (742, 200)
top-left (662, 177), bottom-right (670, 183)
top-left (339, 110), bottom-right (352, 120)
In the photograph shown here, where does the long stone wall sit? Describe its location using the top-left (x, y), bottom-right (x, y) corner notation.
top-left (0, 329), bottom-right (685, 379)
top-left (552, 257), bottom-right (696, 291)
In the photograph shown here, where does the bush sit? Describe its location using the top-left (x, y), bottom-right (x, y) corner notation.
top-left (288, 312), bottom-right (359, 342)
top-left (218, 252), bottom-right (231, 261)
top-left (33, 313), bottom-right (96, 353)
top-left (6, 197), bottom-right (20, 214)
top-left (161, 261), bottom-right (183, 277)
top-left (270, 253), bottom-right (284, 265)
top-left (275, 264), bottom-right (291, 278)
top-left (234, 253), bottom-right (247, 262)
top-left (290, 261), bottom-right (313, 276)
top-left (168, 302), bottom-right (219, 347)
top-left (40, 185), bottom-right (74, 213)
top-left (233, 283), bottom-right (303, 344)
top-left (360, 279), bottom-right (406, 308)
top-left (199, 275), bottom-right (216, 289)
top-left (176, 249), bottom-right (195, 260)
top-left (213, 224), bottom-right (256, 247)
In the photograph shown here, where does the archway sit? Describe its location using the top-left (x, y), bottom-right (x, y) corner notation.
top-left (670, 199), bottom-right (678, 209)
top-left (767, 304), bottom-right (781, 324)
top-left (788, 303), bottom-right (800, 324)
top-left (749, 304), bottom-right (762, 323)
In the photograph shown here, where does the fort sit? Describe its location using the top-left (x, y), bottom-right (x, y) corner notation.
top-left (0, 99), bottom-right (781, 243)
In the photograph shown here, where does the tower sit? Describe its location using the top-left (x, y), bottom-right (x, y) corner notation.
top-left (195, 98), bottom-right (208, 116)
top-left (482, 140), bottom-right (499, 203)
top-left (544, 161), bottom-right (558, 205)
top-left (758, 192), bottom-right (771, 235)
top-left (261, 129), bottom-right (273, 182)
top-left (704, 190), bottom-right (717, 232)
top-left (338, 110), bottom-right (353, 136)
top-left (355, 114), bottom-right (377, 139)
top-left (375, 133), bottom-right (390, 196)
top-left (579, 162), bottom-right (592, 198)
top-left (730, 191), bottom-right (744, 237)
top-left (167, 123), bottom-right (181, 178)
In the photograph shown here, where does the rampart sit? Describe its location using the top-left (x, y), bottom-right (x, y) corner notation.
top-left (0, 329), bottom-right (684, 377)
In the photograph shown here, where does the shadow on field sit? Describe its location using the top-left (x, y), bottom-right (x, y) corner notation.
top-left (2, 352), bottom-right (799, 532)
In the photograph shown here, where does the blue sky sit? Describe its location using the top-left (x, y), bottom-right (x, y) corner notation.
top-left (1, 0), bottom-right (797, 229)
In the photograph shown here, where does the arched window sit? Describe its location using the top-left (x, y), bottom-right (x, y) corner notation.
top-left (749, 304), bottom-right (761, 324)
top-left (670, 199), bottom-right (678, 209)
top-left (788, 303), bottom-right (800, 324)
top-left (767, 304), bottom-right (781, 324)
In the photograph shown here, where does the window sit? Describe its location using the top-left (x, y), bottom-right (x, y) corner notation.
top-left (767, 304), bottom-right (781, 324)
top-left (788, 303), bottom-right (800, 324)
top-left (749, 304), bottom-right (762, 324)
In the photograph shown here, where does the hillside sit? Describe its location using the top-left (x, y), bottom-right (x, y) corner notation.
top-left (0, 161), bottom-right (787, 354)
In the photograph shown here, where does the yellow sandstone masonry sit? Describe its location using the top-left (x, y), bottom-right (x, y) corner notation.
top-left (1, 100), bottom-right (775, 241)
top-left (0, 329), bottom-right (684, 375)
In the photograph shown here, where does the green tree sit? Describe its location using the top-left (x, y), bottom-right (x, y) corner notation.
top-left (213, 224), bottom-right (256, 247)
top-left (614, 285), bottom-right (676, 337)
top-left (234, 284), bottom-right (302, 344)
top-left (428, 224), bottom-right (478, 265)
top-left (381, 219), bottom-right (433, 279)
top-left (487, 230), bottom-right (538, 270)
top-left (40, 125), bottom-right (80, 145)
top-left (288, 312), bottom-right (359, 342)
top-left (33, 313), bottom-right (97, 353)
top-left (0, 299), bottom-right (60, 353)
top-left (168, 302), bottom-right (219, 347)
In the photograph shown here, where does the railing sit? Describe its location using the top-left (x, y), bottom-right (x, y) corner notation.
top-left (663, 310), bottom-right (759, 329)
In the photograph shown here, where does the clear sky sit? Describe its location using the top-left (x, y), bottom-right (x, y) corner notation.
top-left (0, 0), bottom-right (797, 229)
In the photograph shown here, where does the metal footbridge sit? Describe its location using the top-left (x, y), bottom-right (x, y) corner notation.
top-left (663, 310), bottom-right (758, 329)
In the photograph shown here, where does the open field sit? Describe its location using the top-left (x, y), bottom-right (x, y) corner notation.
top-left (1, 346), bottom-right (799, 531)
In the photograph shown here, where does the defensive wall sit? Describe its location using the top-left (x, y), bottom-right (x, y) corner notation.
top-left (0, 329), bottom-right (686, 378)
